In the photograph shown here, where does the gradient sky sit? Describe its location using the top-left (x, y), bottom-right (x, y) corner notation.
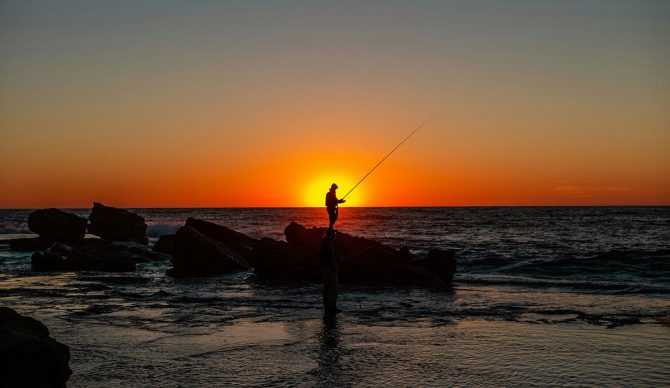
top-left (1, 0), bottom-right (668, 208)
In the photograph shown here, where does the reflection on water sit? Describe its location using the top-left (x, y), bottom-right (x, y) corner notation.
top-left (315, 315), bottom-right (345, 386)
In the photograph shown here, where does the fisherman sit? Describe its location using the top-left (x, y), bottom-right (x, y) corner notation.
top-left (325, 183), bottom-right (345, 230)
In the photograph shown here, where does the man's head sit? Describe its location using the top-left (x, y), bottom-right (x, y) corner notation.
top-left (330, 183), bottom-right (338, 191)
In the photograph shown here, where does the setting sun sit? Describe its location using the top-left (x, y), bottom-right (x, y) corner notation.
top-left (302, 175), bottom-right (368, 207)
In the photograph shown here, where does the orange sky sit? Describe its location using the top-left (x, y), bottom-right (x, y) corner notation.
top-left (1, 1), bottom-right (669, 208)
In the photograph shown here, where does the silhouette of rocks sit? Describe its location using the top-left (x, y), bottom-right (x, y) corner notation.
top-left (285, 222), bottom-right (456, 288)
top-left (0, 307), bottom-right (71, 387)
top-left (27, 208), bottom-right (87, 244)
top-left (167, 225), bottom-right (250, 278)
top-left (2, 237), bottom-right (52, 251)
top-left (152, 234), bottom-right (176, 256)
top-left (184, 217), bottom-right (256, 258)
top-left (248, 237), bottom-right (317, 282)
top-left (175, 218), bottom-right (314, 281)
top-left (88, 202), bottom-right (148, 244)
top-left (29, 239), bottom-right (168, 272)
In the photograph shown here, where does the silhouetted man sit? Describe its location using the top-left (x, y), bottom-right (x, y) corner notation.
top-left (325, 183), bottom-right (345, 230)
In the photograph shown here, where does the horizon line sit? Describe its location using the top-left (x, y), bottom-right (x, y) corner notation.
top-left (1, 204), bottom-right (669, 210)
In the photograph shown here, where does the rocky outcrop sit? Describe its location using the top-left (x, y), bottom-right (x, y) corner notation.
top-left (152, 234), bottom-right (176, 256)
top-left (88, 202), bottom-right (148, 244)
top-left (285, 222), bottom-right (456, 288)
top-left (0, 307), bottom-right (71, 388)
top-left (167, 225), bottom-right (251, 278)
top-left (167, 219), bottom-right (456, 288)
top-left (248, 237), bottom-right (317, 282)
top-left (28, 208), bottom-right (87, 244)
top-left (184, 217), bottom-right (256, 259)
top-left (2, 237), bottom-right (53, 251)
top-left (29, 238), bottom-right (172, 272)
top-left (0, 209), bottom-right (86, 251)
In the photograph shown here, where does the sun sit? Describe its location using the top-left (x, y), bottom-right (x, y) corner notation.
top-left (302, 175), bottom-right (366, 207)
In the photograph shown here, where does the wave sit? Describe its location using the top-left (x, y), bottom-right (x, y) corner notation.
top-left (457, 273), bottom-right (670, 294)
top-left (0, 226), bottom-right (32, 234)
top-left (146, 223), bottom-right (179, 237)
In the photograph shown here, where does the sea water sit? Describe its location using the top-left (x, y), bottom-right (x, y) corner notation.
top-left (1, 207), bottom-right (668, 387)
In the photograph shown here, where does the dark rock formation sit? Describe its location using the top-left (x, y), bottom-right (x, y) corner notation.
top-left (152, 234), bottom-right (176, 256)
top-left (184, 217), bottom-right (256, 258)
top-left (176, 218), bottom-right (314, 281)
top-left (248, 237), bottom-right (317, 282)
top-left (28, 208), bottom-right (87, 244)
top-left (0, 307), bottom-right (71, 388)
top-left (285, 222), bottom-right (456, 288)
top-left (167, 225), bottom-right (250, 278)
top-left (31, 239), bottom-right (149, 272)
top-left (88, 202), bottom-right (148, 244)
top-left (1, 237), bottom-right (52, 251)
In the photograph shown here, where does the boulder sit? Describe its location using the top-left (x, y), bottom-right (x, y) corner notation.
top-left (26, 208), bottom-right (87, 244)
top-left (152, 234), bottom-right (176, 256)
top-left (167, 226), bottom-right (250, 278)
top-left (177, 218), bottom-right (316, 281)
top-left (249, 237), bottom-right (318, 282)
top-left (184, 217), bottom-right (256, 259)
top-left (285, 222), bottom-right (456, 288)
top-left (0, 307), bottom-right (71, 387)
top-left (31, 239), bottom-right (144, 272)
top-left (1, 237), bottom-right (53, 251)
top-left (87, 202), bottom-right (148, 244)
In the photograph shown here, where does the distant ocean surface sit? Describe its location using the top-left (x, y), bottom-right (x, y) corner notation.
top-left (1, 207), bottom-right (669, 387)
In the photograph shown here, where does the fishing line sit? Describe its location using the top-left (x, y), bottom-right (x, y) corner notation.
top-left (342, 115), bottom-right (434, 200)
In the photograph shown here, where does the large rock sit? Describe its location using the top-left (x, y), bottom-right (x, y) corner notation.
top-left (178, 218), bottom-right (315, 281)
top-left (88, 202), bottom-right (148, 244)
top-left (0, 307), bottom-right (71, 387)
top-left (2, 237), bottom-right (53, 251)
top-left (27, 208), bottom-right (87, 244)
top-left (285, 222), bottom-right (456, 288)
top-left (152, 234), bottom-right (176, 256)
top-left (184, 217), bottom-right (256, 258)
top-left (248, 237), bottom-right (318, 282)
top-left (31, 239), bottom-right (147, 272)
top-left (167, 225), bottom-right (250, 278)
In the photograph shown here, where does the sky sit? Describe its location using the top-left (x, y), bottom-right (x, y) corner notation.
top-left (1, 0), bottom-right (668, 208)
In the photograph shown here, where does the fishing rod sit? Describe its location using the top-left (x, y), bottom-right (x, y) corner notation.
top-left (341, 115), bottom-right (434, 200)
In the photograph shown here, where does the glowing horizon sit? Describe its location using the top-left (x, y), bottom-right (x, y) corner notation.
top-left (1, 1), bottom-right (669, 208)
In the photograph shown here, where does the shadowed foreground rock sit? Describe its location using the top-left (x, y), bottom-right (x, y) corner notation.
top-left (0, 307), bottom-right (71, 388)
top-left (3, 237), bottom-right (53, 251)
top-left (28, 208), bottom-right (87, 244)
top-left (31, 239), bottom-right (169, 272)
top-left (167, 225), bottom-right (251, 278)
top-left (1, 209), bottom-right (87, 251)
top-left (88, 202), bottom-right (148, 244)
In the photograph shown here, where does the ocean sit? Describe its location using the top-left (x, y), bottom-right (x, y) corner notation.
top-left (1, 207), bottom-right (669, 387)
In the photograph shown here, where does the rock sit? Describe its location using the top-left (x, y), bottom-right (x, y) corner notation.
top-left (27, 208), bottom-right (87, 244)
top-left (1, 237), bottom-right (53, 251)
top-left (0, 307), bottom-right (71, 387)
top-left (88, 202), bottom-right (148, 244)
top-left (184, 217), bottom-right (256, 259)
top-left (285, 222), bottom-right (456, 288)
top-left (179, 218), bottom-right (315, 281)
top-left (31, 239), bottom-right (141, 272)
top-left (249, 237), bottom-right (317, 282)
top-left (167, 226), bottom-right (250, 278)
top-left (152, 234), bottom-right (176, 256)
